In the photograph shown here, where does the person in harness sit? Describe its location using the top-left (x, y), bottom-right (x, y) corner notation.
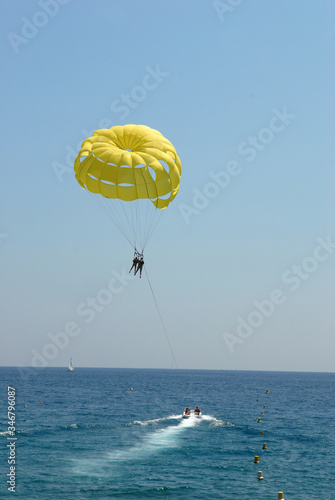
top-left (129, 250), bottom-right (140, 275)
top-left (135, 255), bottom-right (144, 278)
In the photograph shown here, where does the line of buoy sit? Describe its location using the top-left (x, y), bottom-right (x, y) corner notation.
top-left (254, 388), bottom-right (270, 477)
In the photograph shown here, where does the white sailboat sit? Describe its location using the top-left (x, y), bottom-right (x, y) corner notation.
top-left (67, 358), bottom-right (74, 372)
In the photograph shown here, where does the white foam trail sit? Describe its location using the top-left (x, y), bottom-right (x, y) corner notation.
top-left (108, 417), bottom-right (199, 462)
top-left (131, 414), bottom-right (181, 426)
top-left (73, 415), bottom-right (202, 476)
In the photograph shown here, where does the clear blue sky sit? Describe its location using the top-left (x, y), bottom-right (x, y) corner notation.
top-left (1, 0), bottom-right (334, 372)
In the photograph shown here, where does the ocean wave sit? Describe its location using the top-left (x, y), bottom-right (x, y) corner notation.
top-left (201, 415), bottom-right (234, 427)
top-left (3, 422), bottom-right (112, 437)
top-left (0, 429), bottom-right (35, 436)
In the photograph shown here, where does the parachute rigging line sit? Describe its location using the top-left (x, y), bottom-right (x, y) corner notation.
top-left (88, 192), bottom-right (135, 249)
top-left (89, 191), bottom-right (162, 252)
top-left (144, 266), bottom-right (192, 407)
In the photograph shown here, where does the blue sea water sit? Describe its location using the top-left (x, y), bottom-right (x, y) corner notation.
top-left (0, 368), bottom-right (334, 499)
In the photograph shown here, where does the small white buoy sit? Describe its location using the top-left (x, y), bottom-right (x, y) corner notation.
top-left (257, 470), bottom-right (264, 480)
top-left (277, 492), bottom-right (284, 500)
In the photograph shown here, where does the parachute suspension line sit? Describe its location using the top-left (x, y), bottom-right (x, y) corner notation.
top-left (119, 199), bottom-right (137, 250)
top-left (142, 208), bottom-right (163, 252)
top-left (130, 201), bottom-right (139, 250)
top-left (142, 198), bottom-right (155, 249)
top-left (88, 192), bottom-right (135, 250)
top-left (126, 199), bottom-right (140, 252)
top-left (88, 190), bottom-right (162, 254)
top-left (137, 167), bottom-right (162, 252)
top-left (144, 266), bottom-right (192, 406)
top-left (140, 196), bottom-right (149, 251)
top-left (137, 168), bottom-right (151, 252)
top-left (100, 198), bottom-right (134, 248)
top-left (135, 198), bottom-right (143, 251)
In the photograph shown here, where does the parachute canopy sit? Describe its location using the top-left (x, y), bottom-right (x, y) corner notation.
top-left (74, 124), bottom-right (181, 209)
top-left (74, 125), bottom-right (182, 251)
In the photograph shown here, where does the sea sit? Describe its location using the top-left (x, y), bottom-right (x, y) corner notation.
top-left (0, 367), bottom-right (334, 499)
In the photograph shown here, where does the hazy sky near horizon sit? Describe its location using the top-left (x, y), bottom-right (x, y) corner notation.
top-left (1, 0), bottom-right (334, 372)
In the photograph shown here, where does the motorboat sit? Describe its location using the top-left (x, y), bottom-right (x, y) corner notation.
top-left (182, 408), bottom-right (202, 418)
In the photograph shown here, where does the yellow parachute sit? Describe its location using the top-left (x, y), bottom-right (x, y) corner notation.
top-left (74, 125), bottom-right (182, 251)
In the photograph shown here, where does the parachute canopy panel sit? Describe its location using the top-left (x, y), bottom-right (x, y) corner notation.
top-left (74, 124), bottom-right (182, 209)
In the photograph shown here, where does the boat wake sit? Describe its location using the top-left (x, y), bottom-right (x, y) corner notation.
top-left (108, 415), bottom-right (199, 461)
top-left (72, 415), bottom-right (200, 476)
top-left (130, 414), bottom-right (181, 426)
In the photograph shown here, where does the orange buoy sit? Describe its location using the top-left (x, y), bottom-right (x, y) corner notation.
top-left (262, 442), bottom-right (267, 449)
top-left (258, 417), bottom-right (261, 423)
top-left (260, 431), bottom-right (263, 435)
top-left (254, 455), bottom-right (259, 463)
